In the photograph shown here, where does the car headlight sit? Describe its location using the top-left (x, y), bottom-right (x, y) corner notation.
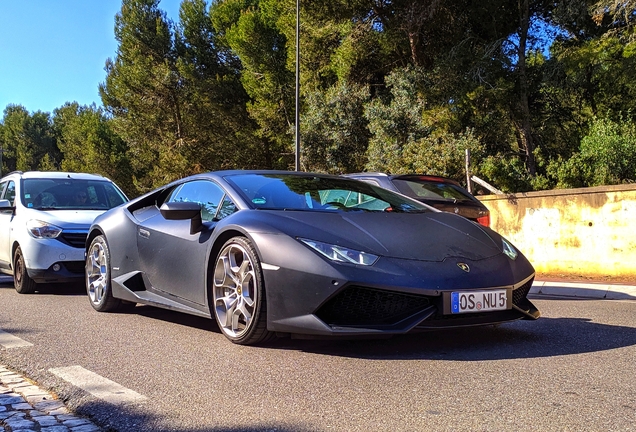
top-left (502, 238), bottom-right (518, 260)
top-left (299, 238), bottom-right (379, 266)
top-left (27, 220), bottom-right (63, 239)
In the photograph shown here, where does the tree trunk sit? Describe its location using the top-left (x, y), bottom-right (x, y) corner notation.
top-left (517, 0), bottom-right (536, 176)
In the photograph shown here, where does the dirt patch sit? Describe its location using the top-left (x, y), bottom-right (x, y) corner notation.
top-left (536, 272), bottom-right (635, 285)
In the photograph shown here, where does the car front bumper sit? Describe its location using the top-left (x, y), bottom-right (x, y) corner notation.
top-left (21, 236), bottom-right (86, 283)
top-left (252, 233), bottom-right (540, 337)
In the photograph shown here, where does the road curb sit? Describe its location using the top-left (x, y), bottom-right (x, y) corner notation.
top-left (531, 280), bottom-right (636, 300)
top-left (0, 365), bottom-right (102, 431)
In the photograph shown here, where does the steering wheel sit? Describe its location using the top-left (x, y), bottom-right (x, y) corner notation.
top-left (33, 192), bottom-right (57, 208)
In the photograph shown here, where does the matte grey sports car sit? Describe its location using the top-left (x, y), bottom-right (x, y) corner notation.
top-left (85, 170), bottom-right (540, 345)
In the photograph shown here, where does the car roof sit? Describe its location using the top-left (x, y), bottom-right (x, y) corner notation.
top-left (345, 172), bottom-right (461, 186)
top-left (183, 170), bottom-right (348, 183)
top-left (4, 171), bottom-right (111, 181)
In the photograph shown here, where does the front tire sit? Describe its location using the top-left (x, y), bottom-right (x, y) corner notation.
top-left (86, 235), bottom-right (124, 312)
top-left (13, 246), bottom-right (37, 294)
top-left (212, 237), bottom-right (272, 345)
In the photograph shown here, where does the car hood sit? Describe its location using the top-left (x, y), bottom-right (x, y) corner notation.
top-left (249, 210), bottom-right (503, 262)
top-left (23, 209), bottom-right (106, 229)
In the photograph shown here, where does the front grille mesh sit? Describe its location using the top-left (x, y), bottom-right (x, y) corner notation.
top-left (315, 286), bottom-right (431, 327)
top-left (513, 278), bottom-right (534, 305)
top-left (58, 232), bottom-right (88, 248)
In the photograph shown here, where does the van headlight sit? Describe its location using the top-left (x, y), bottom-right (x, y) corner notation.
top-left (27, 220), bottom-right (63, 239)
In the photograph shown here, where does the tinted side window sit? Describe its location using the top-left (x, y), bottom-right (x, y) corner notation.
top-left (0, 181), bottom-right (8, 213)
top-left (393, 179), bottom-right (471, 201)
top-left (168, 180), bottom-right (227, 222)
top-left (4, 181), bottom-right (16, 206)
top-left (216, 196), bottom-right (238, 220)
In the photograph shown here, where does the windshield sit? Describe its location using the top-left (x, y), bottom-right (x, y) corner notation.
top-left (226, 173), bottom-right (431, 213)
top-left (21, 178), bottom-right (128, 210)
top-left (392, 178), bottom-right (475, 202)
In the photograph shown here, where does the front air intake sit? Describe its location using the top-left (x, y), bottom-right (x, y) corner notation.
top-left (315, 286), bottom-right (431, 327)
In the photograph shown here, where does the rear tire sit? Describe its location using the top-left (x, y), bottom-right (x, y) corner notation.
top-left (86, 235), bottom-right (125, 312)
top-left (13, 246), bottom-right (37, 294)
top-left (212, 237), bottom-right (273, 345)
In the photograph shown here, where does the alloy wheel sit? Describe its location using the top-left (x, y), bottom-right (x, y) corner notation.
top-left (87, 240), bottom-right (108, 305)
top-left (213, 242), bottom-right (257, 339)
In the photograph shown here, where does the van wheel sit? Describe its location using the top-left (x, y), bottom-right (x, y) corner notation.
top-left (14, 247), bottom-right (37, 294)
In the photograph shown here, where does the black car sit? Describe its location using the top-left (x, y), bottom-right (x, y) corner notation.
top-left (85, 170), bottom-right (539, 345)
top-left (344, 173), bottom-right (491, 227)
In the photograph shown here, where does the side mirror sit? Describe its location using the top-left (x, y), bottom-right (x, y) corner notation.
top-left (159, 202), bottom-right (203, 234)
top-left (0, 199), bottom-right (14, 211)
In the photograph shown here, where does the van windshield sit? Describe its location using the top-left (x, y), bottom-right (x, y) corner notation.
top-left (22, 178), bottom-right (127, 210)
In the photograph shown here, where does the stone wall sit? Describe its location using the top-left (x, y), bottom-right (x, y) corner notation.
top-left (478, 184), bottom-right (636, 280)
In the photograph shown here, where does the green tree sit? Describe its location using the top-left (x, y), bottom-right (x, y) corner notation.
top-left (301, 81), bottom-right (370, 173)
top-left (548, 116), bottom-right (636, 188)
top-left (211, 0), bottom-right (295, 169)
top-left (364, 67), bottom-right (434, 173)
top-left (363, 67), bottom-right (483, 183)
top-left (0, 105), bottom-right (59, 172)
top-left (53, 103), bottom-right (135, 196)
top-left (100, 0), bottom-right (189, 191)
top-left (175, 0), bottom-right (267, 171)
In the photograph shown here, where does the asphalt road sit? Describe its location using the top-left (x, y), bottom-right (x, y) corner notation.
top-left (1, 276), bottom-right (635, 432)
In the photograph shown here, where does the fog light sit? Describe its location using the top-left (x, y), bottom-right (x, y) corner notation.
top-left (52, 264), bottom-right (61, 272)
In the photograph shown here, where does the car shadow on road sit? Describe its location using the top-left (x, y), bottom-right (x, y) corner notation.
top-left (131, 305), bottom-right (221, 333)
top-left (267, 317), bottom-right (636, 361)
top-left (0, 276), bottom-right (85, 296)
top-left (129, 303), bottom-right (636, 362)
top-left (40, 397), bottom-right (318, 432)
top-left (85, 299), bottom-right (636, 362)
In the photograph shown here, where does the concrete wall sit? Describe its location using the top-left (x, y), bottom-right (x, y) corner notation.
top-left (478, 184), bottom-right (636, 280)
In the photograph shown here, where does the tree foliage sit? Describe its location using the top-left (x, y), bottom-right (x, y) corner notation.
top-left (548, 116), bottom-right (636, 188)
top-left (53, 103), bottom-right (135, 196)
top-left (4, 0), bottom-right (636, 195)
top-left (1, 105), bottom-right (59, 173)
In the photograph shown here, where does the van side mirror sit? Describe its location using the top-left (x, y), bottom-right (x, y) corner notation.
top-left (0, 199), bottom-right (14, 211)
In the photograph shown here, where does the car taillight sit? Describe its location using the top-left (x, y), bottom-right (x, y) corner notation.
top-left (476, 214), bottom-right (490, 227)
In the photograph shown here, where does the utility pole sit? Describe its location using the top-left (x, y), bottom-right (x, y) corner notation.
top-left (465, 149), bottom-right (472, 194)
top-left (0, 146), bottom-right (3, 178)
top-left (294, 0), bottom-right (301, 171)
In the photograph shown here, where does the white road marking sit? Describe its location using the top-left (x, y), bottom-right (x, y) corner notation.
top-left (49, 365), bottom-right (147, 404)
top-left (0, 329), bottom-right (33, 348)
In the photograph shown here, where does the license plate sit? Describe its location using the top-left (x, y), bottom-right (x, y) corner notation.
top-left (450, 290), bottom-right (508, 314)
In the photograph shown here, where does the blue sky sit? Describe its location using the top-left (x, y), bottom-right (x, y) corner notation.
top-left (0, 0), bottom-right (182, 115)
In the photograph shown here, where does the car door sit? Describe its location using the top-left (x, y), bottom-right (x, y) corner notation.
top-left (0, 180), bottom-right (15, 269)
top-left (136, 180), bottom-right (235, 306)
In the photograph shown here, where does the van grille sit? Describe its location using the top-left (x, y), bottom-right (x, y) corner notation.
top-left (57, 232), bottom-right (88, 248)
